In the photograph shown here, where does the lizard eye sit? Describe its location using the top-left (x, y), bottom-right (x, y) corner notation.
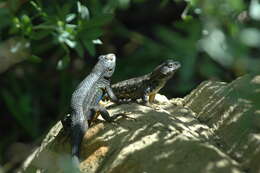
top-left (167, 63), bottom-right (173, 68)
top-left (108, 68), bottom-right (113, 72)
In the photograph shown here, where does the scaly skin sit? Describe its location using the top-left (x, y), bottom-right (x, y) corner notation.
top-left (69, 54), bottom-right (118, 167)
top-left (112, 60), bottom-right (181, 104)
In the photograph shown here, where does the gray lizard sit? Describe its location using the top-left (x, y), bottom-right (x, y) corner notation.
top-left (69, 53), bottom-right (118, 167)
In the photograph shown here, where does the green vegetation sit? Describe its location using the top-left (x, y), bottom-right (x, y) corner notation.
top-left (0, 0), bottom-right (260, 171)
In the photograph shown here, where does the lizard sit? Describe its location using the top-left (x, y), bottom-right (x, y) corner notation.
top-left (111, 59), bottom-right (181, 105)
top-left (66, 53), bottom-right (118, 168)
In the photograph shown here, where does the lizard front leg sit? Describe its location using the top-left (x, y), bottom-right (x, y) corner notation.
top-left (142, 87), bottom-right (151, 106)
top-left (100, 86), bottom-right (119, 104)
top-left (106, 85), bottom-right (118, 103)
top-left (148, 93), bottom-right (156, 103)
top-left (142, 87), bottom-right (159, 109)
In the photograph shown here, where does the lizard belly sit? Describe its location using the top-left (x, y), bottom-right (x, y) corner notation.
top-left (83, 88), bottom-right (104, 120)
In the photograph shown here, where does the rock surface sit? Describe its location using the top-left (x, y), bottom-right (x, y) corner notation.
top-left (18, 74), bottom-right (260, 173)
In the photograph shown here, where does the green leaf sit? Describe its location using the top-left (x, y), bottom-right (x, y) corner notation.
top-left (30, 1), bottom-right (42, 12)
top-left (30, 30), bottom-right (51, 40)
top-left (57, 30), bottom-right (76, 48)
top-left (57, 55), bottom-right (70, 70)
top-left (77, 1), bottom-right (90, 19)
top-left (1, 89), bottom-right (36, 137)
top-left (64, 38), bottom-right (76, 48)
top-left (80, 28), bottom-right (103, 40)
top-left (20, 14), bottom-right (33, 36)
top-left (12, 17), bottom-right (21, 33)
top-left (83, 40), bottom-right (95, 56)
top-left (83, 14), bottom-right (113, 28)
top-left (28, 55), bottom-right (42, 63)
top-left (0, 8), bottom-right (11, 28)
top-left (21, 14), bottom-right (31, 25)
top-left (75, 42), bottom-right (84, 58)
top-left (66, 13), bottom-right (76, 22)
top-left (92, 39), bottom-right (103, 45)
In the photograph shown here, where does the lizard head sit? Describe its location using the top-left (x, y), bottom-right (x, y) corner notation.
top-left (151, 59), bottom-right (181, 80)
top-left (98, 53), bottom-right (116, 78)
top-left (161, 60), bottom-right (181, 75)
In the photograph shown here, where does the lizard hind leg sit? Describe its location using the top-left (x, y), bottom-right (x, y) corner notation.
top-left (91, 105), bottom-right (113, 122)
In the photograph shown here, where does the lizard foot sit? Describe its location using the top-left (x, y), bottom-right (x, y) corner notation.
top-left (142, 102), bottom-right (161, 110)
top-left (150, 104), bottom-right (161, 110)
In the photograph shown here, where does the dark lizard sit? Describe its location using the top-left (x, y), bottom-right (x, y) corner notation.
top-left (111, 59), bottom-right (181, 104)
top-left (67, 53), bottom-right (118, 167)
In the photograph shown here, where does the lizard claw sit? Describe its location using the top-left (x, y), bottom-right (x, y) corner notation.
top-left (113, 112), bottom-right (136, 121)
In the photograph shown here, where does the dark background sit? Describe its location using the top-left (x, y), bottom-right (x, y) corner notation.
top-left (0, 0), bottom-right (259, 172)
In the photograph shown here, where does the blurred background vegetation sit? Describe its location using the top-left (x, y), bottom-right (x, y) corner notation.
top-left (0, 0), bottom-right (260, 172)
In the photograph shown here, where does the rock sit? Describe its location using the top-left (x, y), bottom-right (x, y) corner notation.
top-left (153, 94), bottom-right (170, 104)
top-left (18, 74), bottom-right (260, 173)
top-left (184, 74), bottom-right (260, 173)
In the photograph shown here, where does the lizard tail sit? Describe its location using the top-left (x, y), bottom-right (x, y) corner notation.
top-left (71, 113), bottom-right (88, 166)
